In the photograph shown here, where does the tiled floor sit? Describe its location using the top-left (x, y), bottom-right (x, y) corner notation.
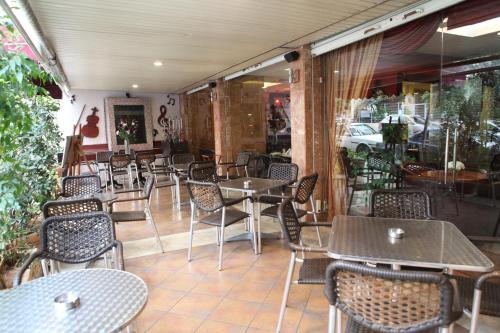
top-left (110, 185), bottom-right (499, 332)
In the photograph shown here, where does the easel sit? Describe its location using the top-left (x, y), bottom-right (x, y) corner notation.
top-left (61, 105), bottom-right (95, 176)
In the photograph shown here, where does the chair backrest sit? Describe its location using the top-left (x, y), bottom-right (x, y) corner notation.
top-left (403, 162), bottom-right (435, 175)
top-left (136, 151), bottom-right (156, 168)
top-left (491, 153), bottom-right (500, 171)
top-left (235, 152), bottom-right (251, 167)
top-left (367, 155), bottom-right (392, 173)
top-left (267, 163), bottom-right (299, 183)
top-left (95, 151), bottom-right (113, 163)
top-left (370, 189), bottom-right (432, 219)
top-left (42, 212), bottom-right (116, 264)
top-left (118, 149), bottom-right (135, 159)
top-left (143, 175), bottom-right (155, 199)
top-left (255, 154), bottom-right (271, 178)
top-left (325, 260), bottom-right (456, 333)
top-left (43, 198), bottom-right (103, 218)
top-left (293, 173), bottom-right (319, 204)
top-left (187, 160), bottom-right (216, 179)
top-left (109, 154), bottom-right (131, 170)
top-left (172, 153), bottom-right (195, 165)
top-left (61, 175), bottom-right (101, 197)
top-left (186, 180), bottom-right (225, 212)
top-left (277, 199), bottom-right (302, 249)
top-left (190, 165), bottom-right (220, 183)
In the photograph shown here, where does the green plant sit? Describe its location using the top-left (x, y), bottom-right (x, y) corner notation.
top-left (0, 17), bottom-right (61, 268)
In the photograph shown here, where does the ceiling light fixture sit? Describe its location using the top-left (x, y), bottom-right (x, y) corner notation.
top-left (153, 61), bottom-right (163, 66)
top-left (132, 84), bottom-right (139, 88)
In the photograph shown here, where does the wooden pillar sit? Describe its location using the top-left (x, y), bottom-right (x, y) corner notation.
top-left (213, 78), bottom-right (230, 163)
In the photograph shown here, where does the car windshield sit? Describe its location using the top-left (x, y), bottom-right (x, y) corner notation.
top-left (350, 124), bottom-right (376, 136)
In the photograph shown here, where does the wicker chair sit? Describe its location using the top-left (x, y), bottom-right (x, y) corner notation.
top-left (324, 260), bottom-right (462, 333)
top-left (186, 180), bottom-right (255, 270)
top-left (369, 189), bottom-right (433, 220)
top-left (92, 150), bottom-right (113, 190)
top-left (43, 197), bottom-right (103, 218)
top-left (134, 151), bottom-right (156, 188)
top-left (218, 152), bottom-right (251, 179)
top-left (275, 198), bottom-right (332, 332)
top-left (13, 212), bottom-right (124, 286)
top-left (189, 164), bottom-right (220, 183)
top-left (259, 162), bottom-right (299, 203)
top-left (109, 154), bottom-right (133, 192)
top-left (258, 173), bottom-right (321, 252)
top-left (339, 152), bottom-right (368, 214)
top-left (171, 153), bottom-right (195, 166)
top-left (367, 154), bottom-right (403, 189)
top-left (110, 175), bottom-right (164, 253)
top-left (453, 236), bottom-right (500, 333)
top-left (187, 160), bottom-right (217, 180)
top-left (60, 175), bottom-right (102, 198)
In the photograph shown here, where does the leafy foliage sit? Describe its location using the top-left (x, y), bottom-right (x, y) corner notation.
top-left (0, 17), bottom-right (61, 265)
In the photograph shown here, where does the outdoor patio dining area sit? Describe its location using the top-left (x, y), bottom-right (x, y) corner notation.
top-left (1, 0), bottom-right (500, 332)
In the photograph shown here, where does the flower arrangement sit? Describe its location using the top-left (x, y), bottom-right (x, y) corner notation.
top-left (116, 117), bottom-right (139, 143)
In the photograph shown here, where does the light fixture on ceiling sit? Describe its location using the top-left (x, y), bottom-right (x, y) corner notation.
top-left (132, 84), bottom-right (139, 88)
top-left (438, 17), bottom-right (500, 37)
top-left (262, 82), bottom-right (281, 89)
top-left (153, 60), bottom-right (163, 67)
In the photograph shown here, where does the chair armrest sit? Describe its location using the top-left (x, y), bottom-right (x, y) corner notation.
top-left (224, 196), bottom-right (253, 207)
top-left (289, 243), bottom-right (327, 253)
top-left (13, 250), bottom-right (41, 287)
top-left (257, 193), bottom-right (290, 201)
top-left (113, 188), bottom-right (142, 194)
top-left (475, 270), bottom-right (500, 290)
top-left (300, 222), bottom-right (332, 228)
top-left (218, 162), bottom-right (235, 166)
top-left (110, 196), bottom-right (147, 206)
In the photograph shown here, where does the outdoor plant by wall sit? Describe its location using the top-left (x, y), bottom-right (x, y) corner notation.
top-left (0, 17), bottom-right (61, 287)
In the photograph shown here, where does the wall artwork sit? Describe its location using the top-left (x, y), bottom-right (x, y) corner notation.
top-left (105, 97), bottom-right (153, 151)
top-left (81, 107), bottom-right (100, 138)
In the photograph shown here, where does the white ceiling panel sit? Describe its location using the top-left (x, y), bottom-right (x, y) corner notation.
top-left (27, 0), bottom-right (421, 92)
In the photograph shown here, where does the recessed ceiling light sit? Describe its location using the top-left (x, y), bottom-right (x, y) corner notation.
top-left (153, 61), bottom-right (163, 66)
top-left (132, 84), bottom-right (139, 88)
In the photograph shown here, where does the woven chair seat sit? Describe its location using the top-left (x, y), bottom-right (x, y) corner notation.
top-left (200, 209), bottom-right (249, 227)
top-left (261, 205), bottom-right (306, 219)
top-left (345, 318), bottom-right (439, 333)
top-left (112, 211), bottom-right (146, 222)
top-left (298, 258), bottom-right (334, 284)
top-left (455, 275), bottom-right (500, 317)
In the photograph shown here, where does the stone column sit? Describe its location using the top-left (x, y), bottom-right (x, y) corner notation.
top-left (213, 78), bottom-right (229, 163)
top-left (290, 46), bottom-right (314, 178)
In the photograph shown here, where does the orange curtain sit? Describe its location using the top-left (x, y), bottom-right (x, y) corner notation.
top-left (322, 34), bottom-right (383, 219)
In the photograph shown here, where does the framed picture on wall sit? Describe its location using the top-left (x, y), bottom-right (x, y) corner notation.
top-left (105, 97), bottom-right (153, 152)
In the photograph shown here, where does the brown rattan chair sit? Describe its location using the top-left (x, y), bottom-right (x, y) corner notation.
top-left (275, 198), bottom-right (332, 332)
top-left (258, 162), bottom-right (299, 205)
top-left (13, 212), bottom-right (123, 286)
top-left (218, 152), bottom-right (251, 179)
top-left (60, 175), bottom-right (102, 198)
top-left (189, 163), bottom-right (220, 183)
top-left (43, 197), bottom-right (103, 218)
top-left (171, 153), bottom-right (195, 167)
top-left (134, 151), bottom-right (156, 188)
top-left (187, 160), bottom-right (218, 180)
top-left (369, 189), bottom-right (433, 220)
top-left (110, 175), bottom-right (164, 253)
top-left (109, 154), bottom-right (133, 192)
top-left (324, 260), bottom-right (462, 333)
top-left (258, 173), bottom-right (321, 252)
top-left (186, 180), bottom-right (255, 270)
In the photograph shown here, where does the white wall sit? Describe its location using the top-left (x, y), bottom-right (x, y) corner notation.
top-left (59, 89), bottom-right (180, 148)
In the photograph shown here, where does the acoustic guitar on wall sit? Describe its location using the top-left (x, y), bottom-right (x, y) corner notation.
top-left (81, 107), bottom-right (100, 138)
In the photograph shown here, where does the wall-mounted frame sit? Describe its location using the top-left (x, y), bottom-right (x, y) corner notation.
top-left (105, 97), bottom-right (153, 152)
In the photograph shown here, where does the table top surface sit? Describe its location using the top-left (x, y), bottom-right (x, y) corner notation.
top-left (327, 215), bottom-right (494, 272)
top-left (219, 177), bottom-right (289, 194)
top-left (415, 170), bottom-right (488, 182)
top-left (0, 269), bottom-right (147, 333)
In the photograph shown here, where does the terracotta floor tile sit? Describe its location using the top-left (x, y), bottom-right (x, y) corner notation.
top-left (147, 313), bottom-right (203, 333)
top-left (304, 286), bottom-right (329, 314)
top-left (241, 266), bottom-right (283, 284)
top-left (195, 320), bottom-right (246, 333)
top-left (264, 283), bottom-right (312, 310)
top-left (209, 298), bottom-right (261, 326)
top-left (244, 328), bottom-right (274, 333)
top-left (135, 307), bottom-right (167, 333)
top-left (190, 277), bottom-right (237, 297)
top-left (157, 271), bottom-right (204, 292)
top-left (297, 311), bottom-right (329, 333)
top-left (147, 287), bottom-right (186, 311)
top-left (170, 292), bottom-right (223, 319)
top-left (249, 303), bottom-right (302, 332)
top-left (227, 281), bottom-right (274, 303)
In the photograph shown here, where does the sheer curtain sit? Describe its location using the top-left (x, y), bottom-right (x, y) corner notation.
top-left (322, 34), bottom-right (383, 219)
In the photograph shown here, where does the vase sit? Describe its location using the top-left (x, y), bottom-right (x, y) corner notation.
top-left (124, 139), bottom-right (130, 154)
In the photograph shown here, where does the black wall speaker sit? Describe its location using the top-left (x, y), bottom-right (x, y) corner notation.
top-left (284, 51), bottom-right (300, 63)
top-left (208, 81), bottom-right (217, 88)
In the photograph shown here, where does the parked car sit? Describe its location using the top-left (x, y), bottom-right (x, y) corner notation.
top-left (379, 114), bottom-right (439, 136)
top-left (341, 123), bottom-right (384, 153)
